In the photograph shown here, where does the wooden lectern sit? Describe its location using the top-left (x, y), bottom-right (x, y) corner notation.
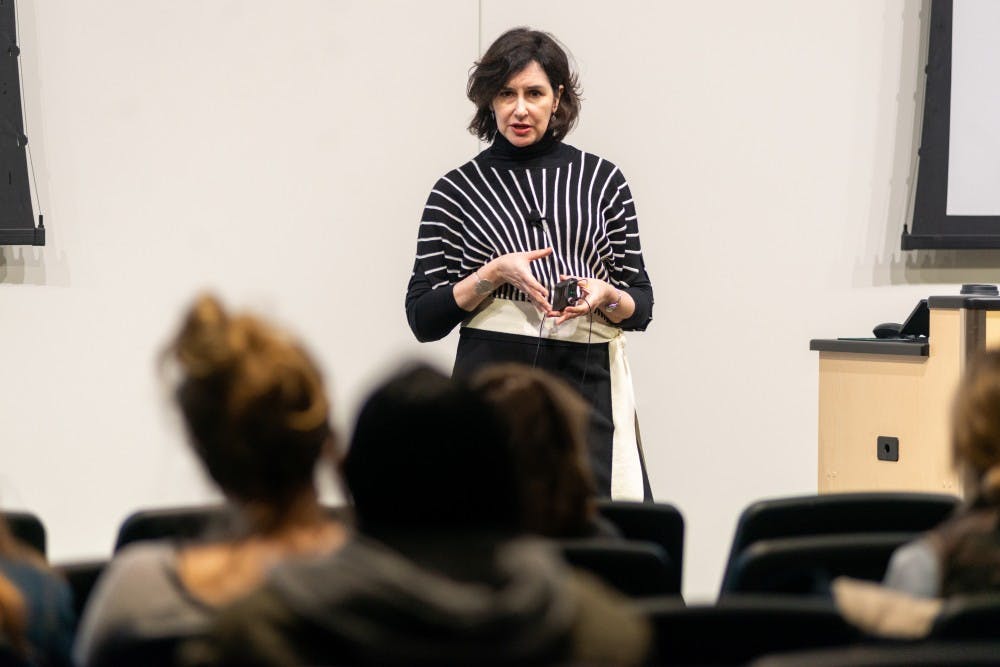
top-left (810, 296), bottom-right (1000, 495)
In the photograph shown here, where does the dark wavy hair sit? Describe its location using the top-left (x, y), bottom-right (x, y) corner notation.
top-left (467, 28), bottom-right (582, 142)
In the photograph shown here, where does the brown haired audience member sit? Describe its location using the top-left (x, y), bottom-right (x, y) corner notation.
top-left (471, 363), bottom-right (620, 538)
top-left (882, 349), bottom-right (1000, 598)
top-left (187, 364), bottom-right (649, 666)
top-left (73, 294), bottom-right (347, 665)
top-left (0, 517), bottom-right (74, 666)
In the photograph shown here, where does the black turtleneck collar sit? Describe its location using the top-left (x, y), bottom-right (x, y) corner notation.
top-left (486, 129), bottom-right (562, 164)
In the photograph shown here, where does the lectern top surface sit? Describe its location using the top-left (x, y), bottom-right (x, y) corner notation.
top-left (808, 339), bottom-right (928, 357)
top-left (928, 295), bottom-right (1000, 310)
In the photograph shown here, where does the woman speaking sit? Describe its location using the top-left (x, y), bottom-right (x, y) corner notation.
top-left (405, 28), bottom-right (654, 500)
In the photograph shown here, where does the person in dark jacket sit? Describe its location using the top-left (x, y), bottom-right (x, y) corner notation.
top-left (0, 516), bottom-right (74, 667)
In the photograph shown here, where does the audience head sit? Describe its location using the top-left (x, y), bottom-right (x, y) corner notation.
top-left (471, 363), bottom-right (597, 537)
top-left (166, 294), bottom-right (334, 519)
top-left (952, 349), bottom-right (1000, 502)
top-left (343, 363), bottom-right (520, 536)
top-left (467, 27), bottom-right (581, 142)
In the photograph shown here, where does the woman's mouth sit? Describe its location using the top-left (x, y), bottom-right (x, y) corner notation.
top-left (511, 124), bottom-right (532, 135)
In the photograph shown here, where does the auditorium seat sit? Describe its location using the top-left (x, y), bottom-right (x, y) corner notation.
top-left (114, 504), bottom-right (237, 553)
top-left (114, 504), bottom-right (349, 552)
top-left (87, 630), bottom-right (200, 667)
top-left (0, 643), bottom-right (30, 667)
top-left (55, 558), bottom-right (107, 624)
top-left (3, 511), bottom-right (45, 557)
top-left (558, 539), bottom-right (678, 597)
top-left (720, 532), bottom-right (914, 597)
top-left (751, 641), bottom-right (1000, 667)
top-left (595, 500), bottom-right (684, 594)
top-left (721, 493), bottom-right (959, 594)
top-left (638, 594), bottom-right (860, 665)
top-left (928, 594), bottom-right (1000, 640)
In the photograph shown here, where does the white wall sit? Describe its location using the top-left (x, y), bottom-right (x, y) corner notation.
top-left (4, 0), bottom-right (989, 602)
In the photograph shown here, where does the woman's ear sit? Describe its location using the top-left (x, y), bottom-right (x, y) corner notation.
top-left (553, 84), bottom-right (564, 113)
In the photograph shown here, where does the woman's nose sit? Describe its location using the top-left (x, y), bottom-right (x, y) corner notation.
top-left (515, 96), bottom-right (527, 115)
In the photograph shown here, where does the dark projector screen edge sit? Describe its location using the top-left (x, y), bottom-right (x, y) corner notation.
top-left (906, 0), bottom-right (1000, 250)
top-left (0, 0), bottom-right (43, 246)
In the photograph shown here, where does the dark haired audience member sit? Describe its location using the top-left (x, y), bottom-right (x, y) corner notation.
top-left (471, 363), bottom-right (620, 538)
top-left (189, 364), bottom-right (649, 666)
top-left (0, 518), bottom-right (74, 666)
top-left (73, 294), bottom-right (346, 665)
top-left (883, 349), bottom-right (1000, 597)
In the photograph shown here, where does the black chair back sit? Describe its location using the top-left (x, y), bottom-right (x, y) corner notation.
top-left (114, 504), bottom-right (349, 552)
top-left (595, 500), bottom-right (684, 594)
top-left (558, 539), bottom-right (677, 597)
top-left (88, 631), bottom-right (198, 667)
top-left (3, 512), bottom-right (45, 557)
top-left (0, 643), bottom-right (29, 667)
top-left (721, 493), bottom-right (959, 593)
top-left (639, 595), bottom-right (859, 665)
top-left (930, 594), bottom-right (1000, 640)
top-left (55, 559), bottom-right (107, 625)
top-left (751, 641), bottom-right (1000, 667)
top-left (721, 532), bottom-right (915, 596)
top-left (114, 505), bottom-right (235, 553)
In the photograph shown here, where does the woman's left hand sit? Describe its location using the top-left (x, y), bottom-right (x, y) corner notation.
top-left (548, 276), bottom-right (618, 325)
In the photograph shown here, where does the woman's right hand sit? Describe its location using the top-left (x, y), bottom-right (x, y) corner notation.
top-left (489, 248), bottom-right (554, 311)
top-left (454, 248), bottom-right (554, 312)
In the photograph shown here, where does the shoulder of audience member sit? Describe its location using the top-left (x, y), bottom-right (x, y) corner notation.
top-left (90, 540), bottom-right (179, 597)
top-left (563, 568), bottom-right (651, 666)
top-left (180, 584), bottom-right (305, 667)
top-left (882, 536), bottom-right (941, 599)
top-left (74, 540), bottom-right (184, 664)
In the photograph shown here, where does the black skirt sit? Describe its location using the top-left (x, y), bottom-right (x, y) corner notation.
top-left (452, 327), bottom-right (651, 499)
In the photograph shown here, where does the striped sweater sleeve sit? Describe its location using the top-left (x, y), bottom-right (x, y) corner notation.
top-left (597, 166), bottom-right (652, 331)
top-left (405, 174), bottom-right (480, 342)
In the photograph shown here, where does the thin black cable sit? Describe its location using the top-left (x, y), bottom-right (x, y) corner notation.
top-left (532, 289), bottom-right (594, 391)
top-left (531, 313), bottom-right (545, 369)
top-left (579, 298), bottom-right (593, 390)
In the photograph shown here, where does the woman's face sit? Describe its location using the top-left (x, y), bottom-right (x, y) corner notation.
top-left (492, 60), bottom-right (562, 147)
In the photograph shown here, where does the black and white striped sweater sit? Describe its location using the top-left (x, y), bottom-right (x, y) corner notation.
top-left (406, 132), bottom-right (653, 343)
